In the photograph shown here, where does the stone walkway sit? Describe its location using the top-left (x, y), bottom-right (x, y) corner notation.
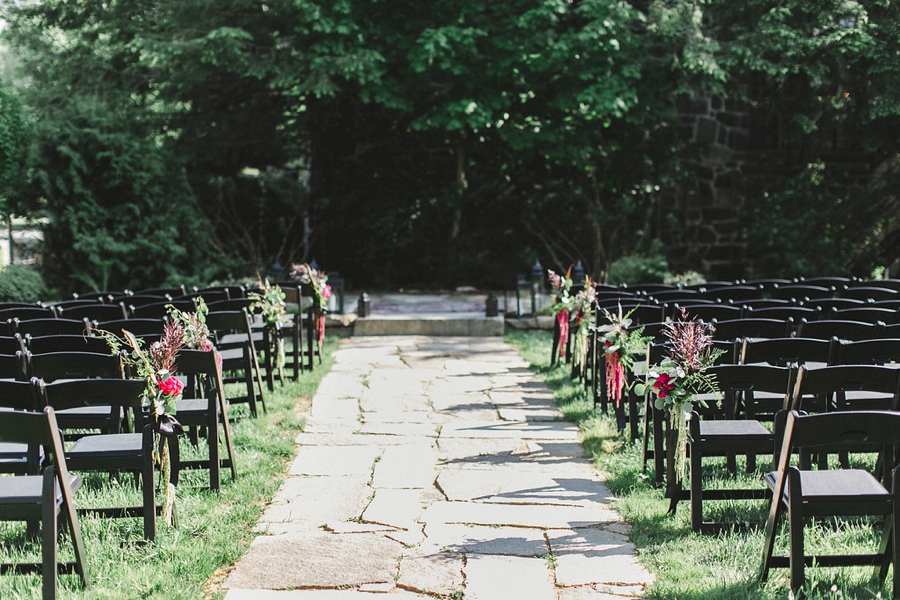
top-left (222, 336), bottom-right (653, 599)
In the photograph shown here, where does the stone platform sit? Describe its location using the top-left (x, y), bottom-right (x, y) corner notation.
top-left (348, 292), bottom-right (506, 337)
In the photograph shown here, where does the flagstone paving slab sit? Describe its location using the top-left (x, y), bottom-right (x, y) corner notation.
top-left (288, 445), bottom-right (381, 477)
top-left (548, 528), bottom-right (655, 587)
top-left (396, 553), bottom-right (465, 597)
top-left (420, 522), bottom-right (549, 556)
top-left (255, 475), bottom-right (371, 532)
top-left (226, 532), bottom-right (402, 590)
top-left (223, 335), bottom-right (653, 599)
top-left (362, 488), bottom-right (426, 530)
top-left (372, 444), bottom-right (438, 489)
top-left (463, 554), bottom-right (556, 600)
top-left (310, 396), bottom-right (359, 421)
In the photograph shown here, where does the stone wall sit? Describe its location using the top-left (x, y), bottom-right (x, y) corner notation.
top-left (664, 94), bottom-right (753, 280)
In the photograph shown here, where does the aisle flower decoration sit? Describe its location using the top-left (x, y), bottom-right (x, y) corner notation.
top-left (633, 309), bottom-right (723, 481)
top-left (289, 263), bottom-right (331, 352)
top-left (596, 303), bottom-right (653, 411)
top-left (570, 277), bottom-right (597, 377)
top-left (249, 277), bottom-right (291, 376)
top-left (548, 267), bottom-right (574, 363)
top-left (98, 321), bottom-right (188, 527)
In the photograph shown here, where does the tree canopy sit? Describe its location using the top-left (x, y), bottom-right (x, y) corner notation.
top-left (0, 0), bottom-right (898, 291)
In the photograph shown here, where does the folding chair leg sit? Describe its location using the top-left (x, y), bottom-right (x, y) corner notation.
top-left (208, 400), bottom-right (220, 492)
top-left (142, 427), bottom-right (156, 541)
top-left (788, 469), bottom-right (805, 593)
top-left (42, 467), bottom-right (58, 600)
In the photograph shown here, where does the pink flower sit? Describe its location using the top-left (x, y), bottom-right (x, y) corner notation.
top-left (322, 284), bottom-right (332, 299)
top-left (158, 376), bottom-right (184, 397)
top-left (653, 373), bottom-right (676, 399)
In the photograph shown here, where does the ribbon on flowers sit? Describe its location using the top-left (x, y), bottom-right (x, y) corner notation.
top-left (556, 309), bottom-right (569, 362)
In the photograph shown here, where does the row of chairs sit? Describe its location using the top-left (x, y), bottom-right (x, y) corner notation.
top-left (680, 363), bottom-right (900, 595)
top-left (0, 346), bottom-right (236, 598)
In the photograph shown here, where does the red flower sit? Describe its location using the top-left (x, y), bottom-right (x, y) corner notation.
top-left (158, 376), bottom-right (184, 397)
top-left (653, 373), bottom-right (676, 399)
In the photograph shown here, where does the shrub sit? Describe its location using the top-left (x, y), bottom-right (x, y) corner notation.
top-left (0, 264), bottom-right (47, 302)
top-left (607, 254), bottom-right (672, 285)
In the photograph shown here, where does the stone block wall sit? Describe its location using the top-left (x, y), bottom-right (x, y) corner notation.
top-left (662, 93), bottom-right (753, 280)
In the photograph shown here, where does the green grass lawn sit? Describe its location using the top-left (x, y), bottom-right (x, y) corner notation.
top-left (0, 336), bottom-right (338, 600)
top-left (506, 328), bottom-right (893, 600)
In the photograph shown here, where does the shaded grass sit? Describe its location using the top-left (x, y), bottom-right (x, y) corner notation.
top-left (0, 337), bottom-right (338, 599)
top-left (506, 328), bottom-right (893, 600)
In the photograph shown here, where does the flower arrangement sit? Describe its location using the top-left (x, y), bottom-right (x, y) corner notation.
top-left (249, 277), bottom-right (291, 375)
top-left (167, 297), bottom-right (214, 351)
top-left (633, 309), bottom-right (723, 481)
top-left (596, 303), bottom-right (654, 413)
top-left (548, 267), bottom-right (574, 363)
top-left (570, 277), bottom-right (597, 377)
top-left (289, 263), bottom-right (331, 348)
top-left (97, 321), bottom-right (188, 526)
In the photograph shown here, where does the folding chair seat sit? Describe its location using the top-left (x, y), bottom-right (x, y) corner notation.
top-left (173, 349), bottom-right (237, 491)
top-left (0, 406), bottom-right (90, 598)
top-left (796, 319), bottom-right (882, 341)
top-left (206, 309), bottom-right (266, 416)
top-left (40, 378), bottom-right (163, 541)
top-left (11, 318), bottom-right (91, 338)
top-left (836, 338), bottom-right (900, 366)
top-left (674, 364), bottom-right (796, 533)
top-left (760, 410), bottom-right (900, 596)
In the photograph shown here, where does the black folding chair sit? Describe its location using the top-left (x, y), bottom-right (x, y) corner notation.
top-left (760, 410), bottom-right (900, 596)
top-left (0, 406), bottom-right (90, 598)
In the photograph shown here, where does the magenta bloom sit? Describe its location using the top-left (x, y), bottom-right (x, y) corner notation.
top-left (653, 373), bottom-right (677, 399)
top-left (158, 376), bottom-right (184, 397)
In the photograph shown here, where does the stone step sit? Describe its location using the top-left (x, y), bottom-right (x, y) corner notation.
top-left (353, 313), bottom-right (504, 337)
